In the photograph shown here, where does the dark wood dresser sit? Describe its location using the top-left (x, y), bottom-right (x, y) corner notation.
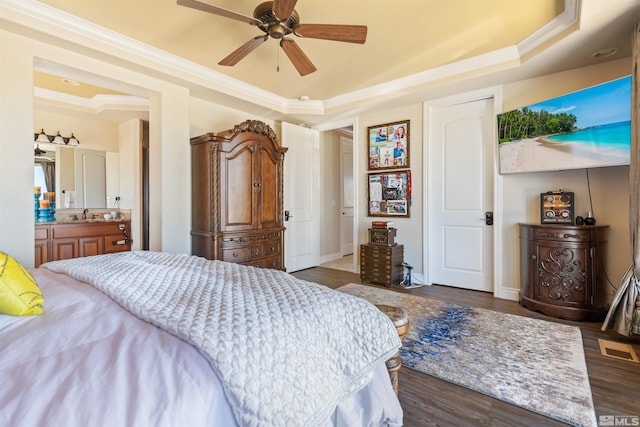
top-left (360, 243), bottom-right (404, 287)
top-left (518, 223), bottom-right (609, 321)
top-left (190, 120), bottom-right (288, 270)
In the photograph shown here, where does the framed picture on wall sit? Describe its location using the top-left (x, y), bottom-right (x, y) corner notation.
top-left (368, 170), bottom-right (411, 217)
top-left (368, 120), bottom-right (410, 170)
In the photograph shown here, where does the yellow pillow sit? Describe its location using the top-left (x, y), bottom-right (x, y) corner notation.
top-left (0, 252), bottom-right (44, 316)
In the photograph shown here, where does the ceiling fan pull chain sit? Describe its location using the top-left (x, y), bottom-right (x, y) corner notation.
top-left (277, 43), bottom-right (280, 72)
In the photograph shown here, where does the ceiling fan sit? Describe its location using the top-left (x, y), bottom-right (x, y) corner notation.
top-left (34, 145), bottom-right (47, 156)
top-left (177, 0), bottom-right (367, 76)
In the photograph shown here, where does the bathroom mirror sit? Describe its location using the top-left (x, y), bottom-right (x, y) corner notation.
top-left (34, 144), bottom-right (119, 209)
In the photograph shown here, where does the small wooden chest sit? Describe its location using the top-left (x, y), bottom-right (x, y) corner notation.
top-left (360, 243), bottom-right (404, 287)
top-left (368, 227), bottom-right (397, 246)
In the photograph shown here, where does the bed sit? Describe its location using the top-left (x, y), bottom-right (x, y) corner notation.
top-left (0, 251), bottom-right (403, 427)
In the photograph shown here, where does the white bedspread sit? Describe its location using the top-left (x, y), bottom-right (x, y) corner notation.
top-left (43, 251), bottom-right (401, 427)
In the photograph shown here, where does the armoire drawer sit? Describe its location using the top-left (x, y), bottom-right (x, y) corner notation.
top-left (222, 247), bottom-right (249, 263)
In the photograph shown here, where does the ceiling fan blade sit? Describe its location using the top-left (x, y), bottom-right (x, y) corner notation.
top-left (280, 38), bottom-right (317, 76)
top-left (295, 24), bottom-right (367, 44)
top-left (272, 0), bottom-right (297, 21)
top-left (177, 0), bottom-right (262, 25)
top-left (218, 36), bottom-right (268, 66)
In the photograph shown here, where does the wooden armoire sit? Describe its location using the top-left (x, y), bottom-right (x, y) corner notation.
top-left (190, 120), bottom-right (288, 270)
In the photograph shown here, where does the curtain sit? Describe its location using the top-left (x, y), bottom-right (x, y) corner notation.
top-left (41, 161), bottom-right (55, 194)
top-left (601, 22), bottom-right (640, 336)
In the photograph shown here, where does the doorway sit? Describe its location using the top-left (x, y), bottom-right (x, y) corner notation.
top-left (340, 136), bottom-right (354, 257)
top-left (319, 126), bottom-right (356, 272)
top-left (426, 96), bottom-right (496, 292)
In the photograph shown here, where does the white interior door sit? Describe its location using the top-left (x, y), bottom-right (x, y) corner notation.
top-left (282, 122), bottom-right (320, 272)
top-left (428, 98), bottom-right (494, 292)
top-left (340, 136), bottom-right (354, 255)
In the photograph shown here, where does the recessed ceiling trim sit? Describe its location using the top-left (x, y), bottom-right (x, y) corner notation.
top-left (517, 0), bottom-right (580, 57)
top-left (5, 0), bottom-right (580, 120)
top-left (34, 87), bottom-right (149, 113)
top-left (324, 46), bottom-right (521, 110)
top-left (4, 0), bottom-right (295, 113)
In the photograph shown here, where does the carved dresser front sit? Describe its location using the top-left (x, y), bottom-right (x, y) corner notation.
top-left (518, 223), bottom-right (609, 321)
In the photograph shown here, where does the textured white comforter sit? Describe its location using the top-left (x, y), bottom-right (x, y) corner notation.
top-left (43, 251), bottom-right (401, 427)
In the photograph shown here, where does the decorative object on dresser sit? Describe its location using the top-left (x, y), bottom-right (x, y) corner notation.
top-left (540, 190), bottom-right (574, 224)
top-left (35, 221), bottom-right (132, 267)
top-left (369, 220), bottom-right (397, 246)
top-left (191, 120), bottom-right (287, 270)
top-left (360, 243), bottom-right (404, 287)
top-left (518, 223), bottom-right (609, 321)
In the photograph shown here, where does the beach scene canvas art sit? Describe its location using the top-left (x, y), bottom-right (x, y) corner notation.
top-left (498, 75), bottom-right (631, 174)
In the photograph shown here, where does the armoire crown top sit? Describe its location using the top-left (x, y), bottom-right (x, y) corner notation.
top-left (232, 120), bottom-right (279, 144)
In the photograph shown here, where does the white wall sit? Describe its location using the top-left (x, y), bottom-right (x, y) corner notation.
top-left (188, 97), bottom-right (275, 138)
top-left (347, 58), bottom-right (631, 301)
top-left (34, 110), bottom-right (119, 152)
top-left (0, 31), bottom-right (34, 265)
top-left (0, 29), bottom-right (193, 264)
top-left (0, 25), bottom-right (632, 301)
top-left (358, 104), bottom-right (424, 280)
top-left (497, 58), bottom-right (631, 302)
top-left (118, 119), bottom-right (142, 250)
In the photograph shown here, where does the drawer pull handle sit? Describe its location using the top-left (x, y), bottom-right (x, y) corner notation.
top-left (233, 252), bottom-right (239, 257)
top-left (532, 255), bottom-right (537, 260)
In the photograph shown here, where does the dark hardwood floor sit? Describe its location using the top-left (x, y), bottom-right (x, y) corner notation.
top-left (292, 266), bottom-right (640, 427)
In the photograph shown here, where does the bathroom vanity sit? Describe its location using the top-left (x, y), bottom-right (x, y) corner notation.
top-left (35, 220), bottom-right (131, 267)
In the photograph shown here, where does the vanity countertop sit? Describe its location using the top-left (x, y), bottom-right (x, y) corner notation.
top-left (36, 218), bottom-right (130, 225)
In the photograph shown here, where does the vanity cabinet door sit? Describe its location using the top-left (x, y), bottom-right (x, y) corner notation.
top-left (46, 221), bottom-right (131, 261)
top-left (34, 225), bottom-right (50, 267)
top-left (52, 238), bottom-right (79, 261)
top-left (79, 236), bottom-right (104, 257)
top-left (34, 241), bottom-right (49, 267)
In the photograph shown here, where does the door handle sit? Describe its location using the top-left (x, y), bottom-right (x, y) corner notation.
top-left (485, 211), bottom-right (493, 226)
top-left (285, 210), bottom-right (293, 221)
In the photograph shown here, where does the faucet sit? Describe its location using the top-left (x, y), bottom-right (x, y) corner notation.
top-left (82, 209), bottom-right (88, 220)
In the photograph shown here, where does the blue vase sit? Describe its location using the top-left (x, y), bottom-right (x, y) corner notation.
top-left (34, 194), bottom-right (40, 221)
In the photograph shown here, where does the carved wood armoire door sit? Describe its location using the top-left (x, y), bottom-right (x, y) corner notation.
top-left (190, 120), bottom-right (287, 270)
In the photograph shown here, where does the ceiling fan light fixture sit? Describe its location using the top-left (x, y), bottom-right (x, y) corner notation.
top-left (269, 24), bottom-right (287, 39)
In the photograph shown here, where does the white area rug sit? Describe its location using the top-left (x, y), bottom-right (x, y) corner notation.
top-left (339, 284), bottom-right (597, 427)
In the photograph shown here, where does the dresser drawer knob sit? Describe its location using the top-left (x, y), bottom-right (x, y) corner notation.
top-left (233, 252), bottom-right (239, 258)
top-left (532, 255), bottom-right (537, 260)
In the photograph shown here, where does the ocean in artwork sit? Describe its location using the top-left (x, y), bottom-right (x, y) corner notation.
top-left (545, 120), bottom-right (630, 155)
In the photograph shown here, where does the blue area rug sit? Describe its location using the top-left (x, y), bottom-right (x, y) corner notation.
top-left (338, 284), bottom-right (597, 427)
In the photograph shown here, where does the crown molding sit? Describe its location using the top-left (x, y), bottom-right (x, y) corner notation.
top-left (3, 0), bottom-right (580, 118)
top-left (324, 0), bottom-right (580, 110)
